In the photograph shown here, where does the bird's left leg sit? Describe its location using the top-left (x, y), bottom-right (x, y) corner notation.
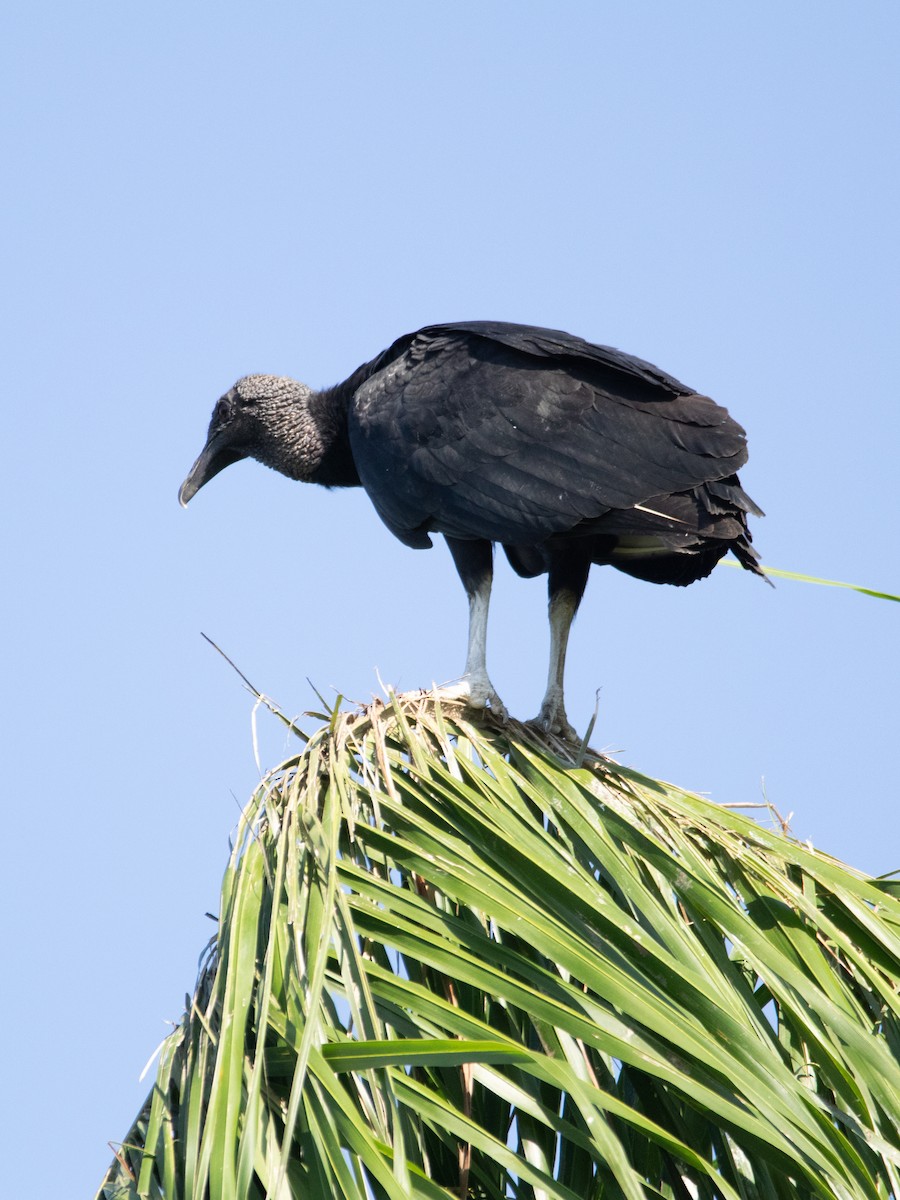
top-left (532, 553), bottom-right (590, 740)
top-left (439, 537), bottom-right (508, 720)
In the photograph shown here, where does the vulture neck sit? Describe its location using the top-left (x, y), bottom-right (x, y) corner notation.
top-left (272, 385), bottom-right (361, 488)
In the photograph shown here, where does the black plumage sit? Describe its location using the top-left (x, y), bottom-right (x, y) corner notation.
top-left (180, 321), bottom-right (765, 737)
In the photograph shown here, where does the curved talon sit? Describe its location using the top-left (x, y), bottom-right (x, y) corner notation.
top-left (530, 697), bottom-right (577, 741)
top-left (434, 676), bottom-right (508, 722)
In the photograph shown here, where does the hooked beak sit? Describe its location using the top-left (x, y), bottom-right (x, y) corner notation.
top-left (178, 431), bottom-right (245, 507)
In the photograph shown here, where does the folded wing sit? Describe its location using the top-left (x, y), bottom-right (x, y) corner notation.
top-left (347, 322), bottom-right (755, 552)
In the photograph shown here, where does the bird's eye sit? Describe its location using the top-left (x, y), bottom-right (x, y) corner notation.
top-left (213, 399), bottom-right (231, 424)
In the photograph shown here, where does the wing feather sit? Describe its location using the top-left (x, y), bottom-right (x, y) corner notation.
top-left (347, 322), bottom-right (753, 546)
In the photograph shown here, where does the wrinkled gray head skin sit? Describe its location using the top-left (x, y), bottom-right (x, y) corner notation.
top-left (179, 375), bottom-right (317, 506)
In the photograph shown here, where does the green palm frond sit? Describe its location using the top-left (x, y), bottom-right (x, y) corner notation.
top-left (719, 558), bottom-right (900, 602)
top-left (98, 696), bottom-right (900, 1200)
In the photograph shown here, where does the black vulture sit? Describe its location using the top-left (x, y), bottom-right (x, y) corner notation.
top-left (180, 321), bottom-right (765, 738)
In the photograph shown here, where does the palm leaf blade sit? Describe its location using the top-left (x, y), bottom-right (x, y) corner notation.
top-left (97, 697), bottom-right (900, 1200)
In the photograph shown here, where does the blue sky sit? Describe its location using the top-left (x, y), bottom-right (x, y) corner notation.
top-left (2, 3), bottom-right (898, 1193)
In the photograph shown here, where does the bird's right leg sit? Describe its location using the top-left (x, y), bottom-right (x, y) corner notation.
top-left (531, 551), bottom-right (590, 740)
top-left (438, 537), bottom-right (508, 720)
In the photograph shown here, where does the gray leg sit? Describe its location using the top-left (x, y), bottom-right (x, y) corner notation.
top-left (532, 553), bottom-right (591, 739)
top-left (439, 537), bottom-right (508, 719)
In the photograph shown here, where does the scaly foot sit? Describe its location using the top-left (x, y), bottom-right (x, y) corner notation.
top-left (529, 688), bottom-right (577, 741)
top-left (434, 673), bottom-right (509, 722)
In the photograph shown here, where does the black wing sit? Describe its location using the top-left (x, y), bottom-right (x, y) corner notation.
top-left (346, 322), bottom-right (751, 548)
